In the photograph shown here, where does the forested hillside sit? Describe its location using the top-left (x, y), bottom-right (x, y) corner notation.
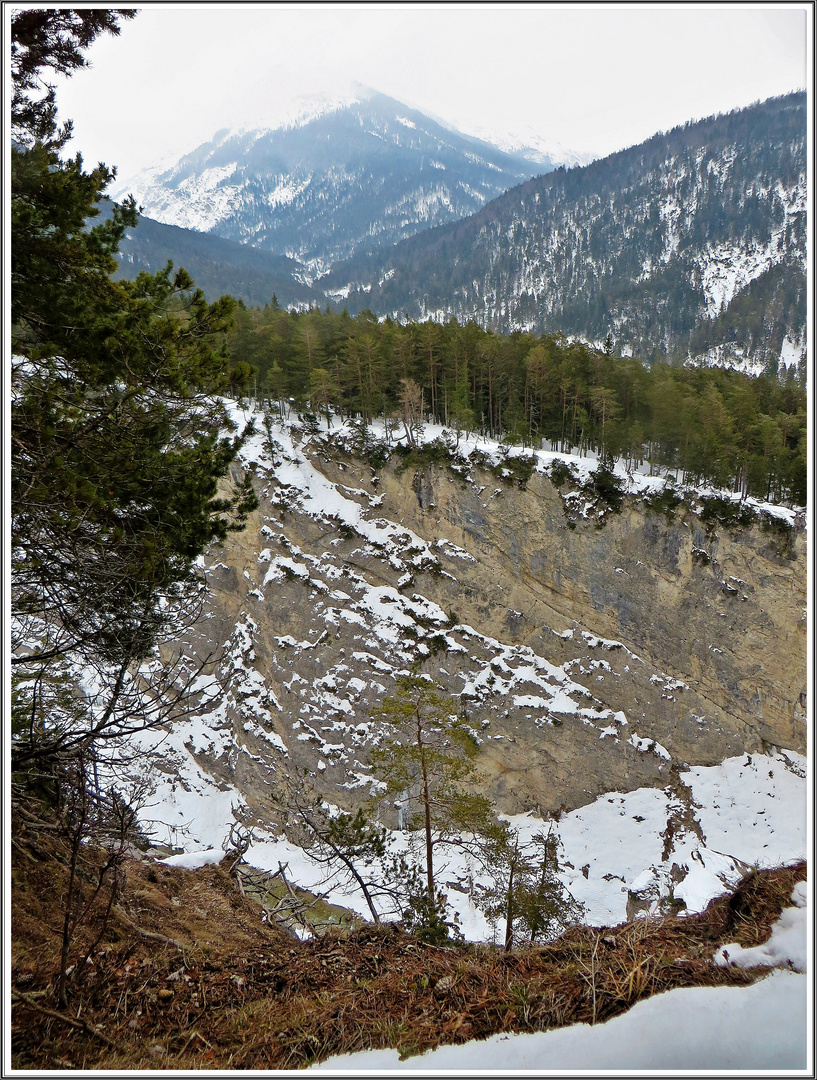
top-left (112, 204), bottom-right (324, 309)
top-left (327, 93), bottom-right (807, 377)
top-left (228, 305), bottom-right (807, 505)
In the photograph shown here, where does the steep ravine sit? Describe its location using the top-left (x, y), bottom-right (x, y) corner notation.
top-left (164, 421), bottom-right (805, 829)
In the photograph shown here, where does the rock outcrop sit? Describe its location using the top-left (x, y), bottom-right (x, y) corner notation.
top-left (158, 418), bottom-right (806, 827)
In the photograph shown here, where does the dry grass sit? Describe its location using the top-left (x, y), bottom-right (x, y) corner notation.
top-left (11, 827), bottom-right (806, 1071)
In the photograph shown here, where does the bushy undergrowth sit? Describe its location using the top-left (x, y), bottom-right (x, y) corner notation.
top-left (495, 450), bottom-right (537, 488)
top-left (699, 495), bottom-right (758, 532)
top-left (390, 435), bottom-right (537, 490)
top-left (759, 510), bottom-right (795, 556)
top-left (643, 483), bottom-right (689, 521)
top-left (393, 436), bottom-right (458, 473)
top-left (557, 464), bottom-right (627, 526)
top-left (586, 464), bottom-right (625, 513)
top-left (547, 459), bottom-right (579, 488)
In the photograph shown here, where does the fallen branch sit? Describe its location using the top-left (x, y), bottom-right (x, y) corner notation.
top-left (12, 804), bottom-right (61, 829)
top-left (12, 990), bottom-right (118, 1049)
top-left (114, 909), bottom-right (186, 951)
top-left (134, 927), bottom-right (186, 950)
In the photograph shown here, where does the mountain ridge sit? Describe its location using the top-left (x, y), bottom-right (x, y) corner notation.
top-left (114, 92), bottom-right (806, 378)
top-left (114, 90), bottom-right (549, 274)
top-left (328, 92), bottom-right (806, 375)
top-left (114, 207), bottom-right (324, 309)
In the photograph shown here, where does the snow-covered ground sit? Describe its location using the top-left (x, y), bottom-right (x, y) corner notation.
top-left (155, 748), bottom-right (806, 937)
top-left (310, 972), bottom-right (807, 1072)
top-left (152, 745), bottom-right (808, 1071)
top-left (235, 405), bottom-right (804, 524)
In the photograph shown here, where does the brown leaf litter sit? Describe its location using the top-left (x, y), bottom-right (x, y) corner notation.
top-left (11, 829), bottom-right (806, 1071)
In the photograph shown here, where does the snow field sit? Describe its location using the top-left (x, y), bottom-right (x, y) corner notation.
top-left (147, 748), bottom-right (806, 945)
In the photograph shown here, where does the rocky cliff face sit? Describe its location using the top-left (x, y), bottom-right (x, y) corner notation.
top-left (157, 414), bottom-right (805, 831)
top-left (387, 465), bottom-right (806, 754)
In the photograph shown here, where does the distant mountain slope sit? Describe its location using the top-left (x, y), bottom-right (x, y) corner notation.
top-left (114, 90), bottom-right (547, 275)
top-left (115, 211), bottom-right (322, 309)
top-left (327, 93), bottom-right (806, 377)
top-left (452, 119), bottom-right (594, 172)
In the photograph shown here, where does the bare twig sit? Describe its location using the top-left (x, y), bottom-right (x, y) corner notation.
top-left (114, 908), bottom-right (186, 951)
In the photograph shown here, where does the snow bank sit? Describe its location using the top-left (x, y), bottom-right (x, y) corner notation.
top-left (157, 848), bottom-right (224, 870)
top-left (714, 880), bottom-right (808, 972)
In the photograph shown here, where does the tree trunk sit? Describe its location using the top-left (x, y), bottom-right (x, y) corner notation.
top-left (416, 714), bottom-right (435, 904)
top-left (504, 863), bottom-right (515, 951)
top-left (57, 823), bottom-right (82, 1008)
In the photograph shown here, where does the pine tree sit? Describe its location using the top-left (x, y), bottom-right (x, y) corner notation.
top-left (308, 366), bottom-right (341, 428)
top-left (11, 8), bottom-right (135, 147)
top-left (11, 10), bottom-right (256, 769)
top-left (370, 674), bottom-right (495, 937)
top-left (272, 777), bottom-right (411, 925)
top-left (397, 378), bottom-right (425, 447)
top-left (478, 824), bottom-right (585, 950)
top-left (589, 386), bottom-right (622, 465)
top-left (449, 362), bottom-right (475, 446)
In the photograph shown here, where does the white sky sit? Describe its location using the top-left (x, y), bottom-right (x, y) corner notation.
top-left (40, 2), bottom-right (811, 182)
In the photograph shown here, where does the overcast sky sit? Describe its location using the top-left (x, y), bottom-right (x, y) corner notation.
top-left (47, 2), bottom-right (810, 183)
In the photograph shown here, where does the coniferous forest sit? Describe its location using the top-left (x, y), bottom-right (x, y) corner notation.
top-left (227, 302), bottom-right (807, 505)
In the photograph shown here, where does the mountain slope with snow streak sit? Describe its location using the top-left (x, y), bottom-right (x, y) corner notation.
top-left (113, 90), bottom-right (544, 275)
top-left (328, 92), bottom-right (807, 377)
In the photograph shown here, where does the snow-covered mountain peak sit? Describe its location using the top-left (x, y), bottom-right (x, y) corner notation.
top-left (231, 85), bottom-right (371, 140)
top-left (111, 92), bottom-right (545, 271)
top-left (110, 86), bottom-right (373, 203)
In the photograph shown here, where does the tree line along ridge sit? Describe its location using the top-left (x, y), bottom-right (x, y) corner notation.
top-left (227, 302), bottom-right (806, 507)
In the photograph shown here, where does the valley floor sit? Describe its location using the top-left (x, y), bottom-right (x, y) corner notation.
top-left (153, 749), bottom-right (808, 940)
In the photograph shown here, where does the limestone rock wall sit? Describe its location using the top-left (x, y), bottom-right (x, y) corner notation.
top-left (173, 440), bottom-right (805, 822)
top-left (382, 465), bottom-right (806, 755)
